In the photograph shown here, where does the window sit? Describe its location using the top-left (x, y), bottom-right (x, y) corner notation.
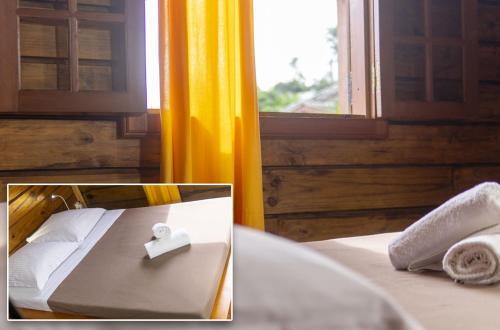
top-left (255, 0), bottom-right (385, 139)
top-left (254, 0), bottom-right (341, 114)
top-left (3, 0), bottom-right (146, 114)
top-left (143, 0), bottom-right (376, 123)
top-left (145, 0), bottom-right (495, 124)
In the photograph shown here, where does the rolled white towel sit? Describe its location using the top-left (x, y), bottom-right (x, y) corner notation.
top-left (389, 182), bottom-right (500, 271)
top-left (145, 228), bottom-right (191, 259)
top-left (443, 234), bottom-right (500, 285)
top-left (152, 223), bottom-right (172, 239)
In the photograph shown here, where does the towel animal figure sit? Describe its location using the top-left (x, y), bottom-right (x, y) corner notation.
top-left (145, 223), bottom-right (191, 259)
top-left (388, 182), bottom-right (500, 271)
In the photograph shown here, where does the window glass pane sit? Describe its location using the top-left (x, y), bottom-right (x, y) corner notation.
top-left (394, 0), bottom-right (424, 37)
top-left (18, 0), bottom-right (68, 10)
top-left (19, 18), bottom-right (70, 90)
top-left (78, 21), bottom-right (126, 91)
top-left (431, 0), bottom-right (462, 38)
top-left (77, 0), bottom-right (124, 13)
top-left (433, 45), bottom-right (463, 102)
top-left (254, 0), bottom-right (339, 113)
top-left (394, 43), bottom-right (426, 101)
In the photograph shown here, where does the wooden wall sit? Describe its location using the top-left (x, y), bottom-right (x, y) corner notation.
top-left (262, 123), bottom-right (500, 241)
top-left (3, 118), bottom-right (500, 243)
top-left (8, 185), bottom-right (77, 254)
top-left (79, 184), bottom-right (231, 209)
top-left (79, 185), bottom-right (149, 209)
top-left (0, 118), bottom-right (160, 202)
top-left (179, 185), bottom-right (231, 202)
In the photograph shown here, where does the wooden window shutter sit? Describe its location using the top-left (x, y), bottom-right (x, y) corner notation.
top-left (373, 0), bottom-right (479, 120)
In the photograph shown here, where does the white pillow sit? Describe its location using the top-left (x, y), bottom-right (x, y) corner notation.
top-left (9, 242), bottom-right (78, 290)
top-left (231, 227), bottom-right (421, 329)
top-left (26, 208), bottom-right (106, 243)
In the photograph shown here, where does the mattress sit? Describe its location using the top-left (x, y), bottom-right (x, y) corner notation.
top-left (9, 197), bottom-right (232, 319)
top-left (305, 232), bottom-right (500, 330)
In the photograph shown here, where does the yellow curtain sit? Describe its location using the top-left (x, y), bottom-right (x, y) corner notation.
top-left (143, 185), bottom-right (181, 206)
top-left (158, 0), bottom-right (264, 229)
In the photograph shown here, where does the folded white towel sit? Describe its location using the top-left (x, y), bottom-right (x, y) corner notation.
top-left (144, 228), bottom-right (191, 259)
top-left (443, 233), bottom-right (500, 285)
top-left (389, 182), bottom-right (500, 271)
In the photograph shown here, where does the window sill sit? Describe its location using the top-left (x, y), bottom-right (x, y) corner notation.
top-left (140, 110), bottom-right (389, 140)
top-left (147, 108), bottom-right (160, 114)
top-left (259, 112), bottom-right (388, 140)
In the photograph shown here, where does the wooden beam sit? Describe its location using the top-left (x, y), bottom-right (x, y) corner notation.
top-left (8, 185), bottom-right (76, 254)
top-left (71, 185), bottom-right (87, 208)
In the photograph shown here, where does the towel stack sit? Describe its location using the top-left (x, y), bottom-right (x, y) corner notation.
top-left (389, 182), bottom-right (500, 285)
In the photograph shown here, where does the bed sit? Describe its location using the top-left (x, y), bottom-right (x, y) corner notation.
top-left (5, 196), bottom-right (497, 329)
top-left (305, 233), bottom-right (500, 330)
top-left (8, 197), bottom-right (232, 320)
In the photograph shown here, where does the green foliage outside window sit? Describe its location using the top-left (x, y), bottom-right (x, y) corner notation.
top-left (258, 27), bottom-right (339, 113)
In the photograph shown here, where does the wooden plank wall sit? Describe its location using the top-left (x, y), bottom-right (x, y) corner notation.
top-left (79, 185), bottom-right (231, 209)
top-left (0, 118), bottom-right (160, 201)
top-left (79, 185), bottom-right (149, 209)
top-left (8, 185), bottom-right (77, 254)
top-left (3, 119), bottom-right (500, 243)
top-left (261, 123), bottom-right (500, 241)
top-left (179, 185), bottom-right (232, 202)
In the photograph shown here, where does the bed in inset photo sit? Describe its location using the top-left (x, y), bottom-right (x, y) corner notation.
top-left (7, 184), bottom-right (232, 320)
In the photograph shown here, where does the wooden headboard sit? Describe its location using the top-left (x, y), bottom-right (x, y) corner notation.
top-left (8, 185), bottom-right (78, 255)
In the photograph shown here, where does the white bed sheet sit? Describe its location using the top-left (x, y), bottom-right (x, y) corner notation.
top-left (9, 209), bottom-right (125, 311)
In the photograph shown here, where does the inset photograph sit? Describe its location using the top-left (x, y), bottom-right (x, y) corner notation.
top-left (7, 184), bottom-right (232, 320)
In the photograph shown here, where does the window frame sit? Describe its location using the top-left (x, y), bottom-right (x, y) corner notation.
top-left (259, 0), bottom-right (382, 139)
top-left (144, 0), bottom-right (383, 140)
